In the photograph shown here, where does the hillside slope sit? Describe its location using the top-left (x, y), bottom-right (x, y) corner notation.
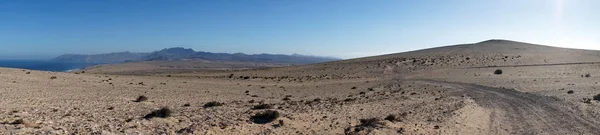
top-left (176, 39), bottom-right (600, 79)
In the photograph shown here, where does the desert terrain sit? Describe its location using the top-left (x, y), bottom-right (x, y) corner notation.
top-left (2, 40), bottom-right (600, 134)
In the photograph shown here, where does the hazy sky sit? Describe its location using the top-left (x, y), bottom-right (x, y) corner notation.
top-left (0, 0), bottom-right (598, 59)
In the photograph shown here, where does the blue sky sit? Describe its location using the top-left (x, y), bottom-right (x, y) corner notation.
top-left (0, 0), bottom-right (598, 59)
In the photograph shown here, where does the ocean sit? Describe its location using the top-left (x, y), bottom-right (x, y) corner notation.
top-left (0, 59), bottom-right (99, 72)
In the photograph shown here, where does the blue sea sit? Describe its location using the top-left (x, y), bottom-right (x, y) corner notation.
top-left (0, 59), bottom-right (99, 72)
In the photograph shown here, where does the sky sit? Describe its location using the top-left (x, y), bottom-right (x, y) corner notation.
top-left (0, 0), bottom-right (598, 59)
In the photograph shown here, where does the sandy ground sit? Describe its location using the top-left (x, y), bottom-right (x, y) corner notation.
top-left (2, 40), bottom-right (600, 134)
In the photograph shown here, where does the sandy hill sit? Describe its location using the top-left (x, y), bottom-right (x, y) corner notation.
top-left (2, 40), bottom-right (600, 134)
top-left (340, 39), bottom-right (600, 68)
top-left (162, 39), bottom-right (600, 80)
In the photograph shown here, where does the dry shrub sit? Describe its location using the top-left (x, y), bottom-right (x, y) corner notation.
top-left (144, 107), bottom-right (172, 119)
top-left (203, 101), bottom-right (223, 108)
top-left (251, 110), bottom-right (280, 124)
top-left (253, 104), bottom-right (273, 110)
top-left (134, 95), bottom-right (148, 102)
top-left (494, 69), bottom-right (503, 75)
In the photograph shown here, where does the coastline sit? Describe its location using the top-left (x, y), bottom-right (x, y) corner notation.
top-left (0, 59), bottom-right (99, 72)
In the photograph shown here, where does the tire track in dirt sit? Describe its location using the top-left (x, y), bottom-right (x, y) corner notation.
top-left (466, 62), bottom-right (600, 68)
top-left (417, 80), bottom-right (600, 134)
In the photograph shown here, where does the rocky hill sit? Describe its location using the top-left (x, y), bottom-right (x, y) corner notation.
top-left (52, 47), bottom-right (341, 64)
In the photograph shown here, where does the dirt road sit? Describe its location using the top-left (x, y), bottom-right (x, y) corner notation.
top-left (418, 80), bottom-right (600, 134)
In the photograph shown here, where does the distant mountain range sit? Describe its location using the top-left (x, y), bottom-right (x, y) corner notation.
top-left (52, 47), bottom-right (341, 64)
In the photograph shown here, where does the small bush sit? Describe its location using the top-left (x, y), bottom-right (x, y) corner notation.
top-left (313, 98), bottom-right (322, 102)
top-left (583, 98), bottom-right (592, 104)
top-left (253, 104), bottom-right (273, 110)
top-left (10, 119), bottom-right (24, 125)
top-left (251, 110), bottom-right (280, 124)
top-left (134, 96), bottom-right (148, 102)
top-left (494, 69), bottom-right (503, 75)
top-left (397, 128), bottom-right (405, 134)
top-left (204, 101), bottom-right (223, 108)
top-left (593, 94), bottom-right (600, 101)
top-left (359, 118), bottom-right (385, 128)
top-left (144, 107), bottom-right (172, 119)
top-left (384, 114), bottom-right (399, 122)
